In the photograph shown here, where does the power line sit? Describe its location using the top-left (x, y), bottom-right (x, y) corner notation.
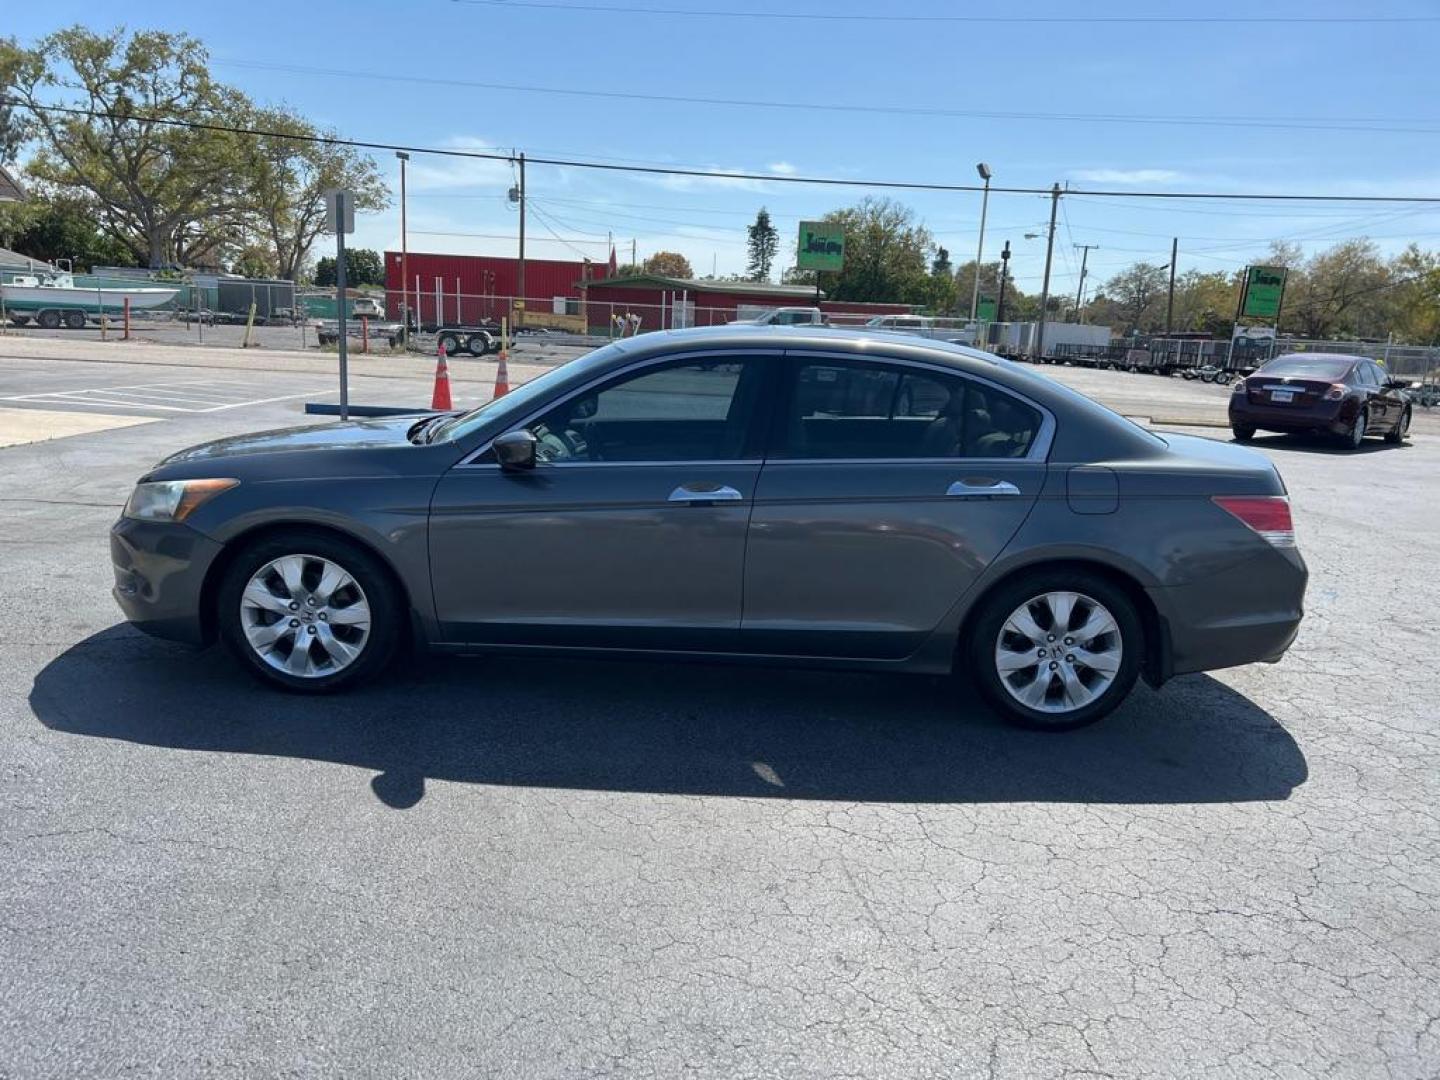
top-left (412, 228), bottom-right (608, 245)
top-left (8, 97), bottom-right (1440, 204)
top-left (214, 59), bottom-right (1440, 136)
top-left (452, 0), bottom-right (1439, 26)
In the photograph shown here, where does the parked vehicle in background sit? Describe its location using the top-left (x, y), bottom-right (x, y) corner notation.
top-left (731, 306), bottom-right (828, 327)
top-left (1229, 353), bottom-right (1412, 449)
top-left (864, 314), bottom-right (973, 342)
top-left (111, 325), bottom-right (1306, 731)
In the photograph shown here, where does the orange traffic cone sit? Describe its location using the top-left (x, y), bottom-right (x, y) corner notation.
top-left (493, 347), bottom-right (511, 400)
top-left (431, 342), bottom-right (453, 410)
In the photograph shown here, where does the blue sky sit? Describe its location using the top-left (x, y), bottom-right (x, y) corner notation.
top-left (8, 1), bottom-right (1440, 293)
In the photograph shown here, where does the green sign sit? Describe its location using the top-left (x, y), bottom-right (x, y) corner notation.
top-left (1242, 265), bottom-right (1287, 319)
top-left (977, 297), bottom-right (998, 322)
top-left (797, 221), bottom-right (845, 272)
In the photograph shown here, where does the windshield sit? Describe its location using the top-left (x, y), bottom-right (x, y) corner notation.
top-left (428, 340), bottom-right (632, 443)
top-left (1258, 355), bottom-right (1355, 381)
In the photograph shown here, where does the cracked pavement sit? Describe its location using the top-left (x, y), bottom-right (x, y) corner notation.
top-left (0, 347), bottom-right (1437, 1079)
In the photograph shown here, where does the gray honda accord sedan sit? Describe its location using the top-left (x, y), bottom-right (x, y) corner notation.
top-left (111, 326), bottom-right (1306, 730)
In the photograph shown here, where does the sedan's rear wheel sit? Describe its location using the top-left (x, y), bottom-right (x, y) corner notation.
top-left (1346, 408), bottom-right (1368, 450)
top-left (218, 531), bottom-right (401, 692)
top-left (967, 571), bottom-right (1142, 731)
top-left (1231, 424), bottom-right (1256, 442)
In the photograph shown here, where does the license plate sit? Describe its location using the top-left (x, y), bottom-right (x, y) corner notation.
top-left (1271, 390), bottom-right (1295, 403)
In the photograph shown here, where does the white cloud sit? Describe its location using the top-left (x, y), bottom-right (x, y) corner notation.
top-left (768, 161), bottom-right (798, 175)
top-left (407, 135), bottom-right (516, 191)
top-left (642, 167), bottom-right (772, 193)
top-left (1069, 168), bottom-right (1187, 185)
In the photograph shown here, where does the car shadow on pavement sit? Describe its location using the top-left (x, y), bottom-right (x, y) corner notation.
top-left (31, 625), bottom-right (1307, 810)
top-left (1236, 432), bottom-right (1413, 455)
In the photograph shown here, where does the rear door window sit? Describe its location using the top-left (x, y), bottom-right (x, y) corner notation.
top-left (777, 358), bottom-right (1041, 459)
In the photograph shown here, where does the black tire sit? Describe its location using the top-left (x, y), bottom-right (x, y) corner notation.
top-left (11, 314), bottom-right (30, 327)
top-left (437, 332), bottom-right (463, 357)
top-left (217, 529), bottom-right (404, 693)
top-left (1384, 407), bottom-right (1411, 444)
top-left (1231, 424), bottom-right (1256, 442)
top-left (467, 331), bottom-right (494, 355)
top-left (37, 309), bottom-right (61, 330)
top-left (63, 309), bottom-right (88, 330)
top-left (965, 569), bottom-right (1143, 732)
top-left (1344, 407), bottom-right (1369, 450)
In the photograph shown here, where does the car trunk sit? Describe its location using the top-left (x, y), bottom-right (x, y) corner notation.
top-left (1244, 375), bottom-right (1333, 408)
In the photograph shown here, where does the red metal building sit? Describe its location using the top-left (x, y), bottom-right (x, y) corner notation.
top-left (384, 251), bottom-right (605, 324)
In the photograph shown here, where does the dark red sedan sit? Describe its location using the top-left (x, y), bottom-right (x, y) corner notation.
top-left (1229, 353), bottom-right (1413, 450)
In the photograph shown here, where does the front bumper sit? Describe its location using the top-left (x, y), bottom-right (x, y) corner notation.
top-left (110, 517), bottom-right (225, 644)
top-left (1147, 544), bottom-right (1307, 678)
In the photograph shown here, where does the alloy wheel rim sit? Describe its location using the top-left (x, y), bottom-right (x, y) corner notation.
top-left (1353, 412), bottom-right (1366, 446)
top-left (994, 591), bottom-right (1123, 715)
top-left (239, 554), bottom-right (371, 678)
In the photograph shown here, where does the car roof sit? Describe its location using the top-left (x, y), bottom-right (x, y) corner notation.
top-left (1266, 352), bottom-right (1366, 365)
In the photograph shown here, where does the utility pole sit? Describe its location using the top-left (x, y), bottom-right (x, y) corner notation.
top-left (1034, 183), bottom-right (1061, 360)
top-left (396, 151), bottom-right (409, 346)
top-left (996, 240), bottom-right (1010, 323)
top-left (1073, 243), bottom-right (1099, 323)
top-left (1165, 237), bottom-right (1178, 336)
top-left (516, 152), bottom-right (526, 329)
top-left (632, 238), bottom-right (637, 270)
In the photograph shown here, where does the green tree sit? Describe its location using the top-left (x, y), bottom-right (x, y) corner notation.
top-left (1274, 239), bottom-right (1390, 339)
top-left (1170, 269), bottom-right (1239, 335)
top-left (643, 251), bottom-right (694, 278)
top-left (745, 207), bottom-right (779, 282)
top-left (819, 197), bottom-right (934, 304)
top-left (0, 193), bottom-right (137, 269)
top-left (1388, 245), bottom-right (1440, 344)
top-left (931, 246), bottom-right (953, 278)
top-left (240, 105), bottom-right (387, 281)
top-left (3, 27), bottom-right (254, 268)
top-left (313, 248), bottom-right (385, 288)
top-left (0, 37), bottom-right (29, 163)
top-left (1094, 262), bottom-right (1168, 334)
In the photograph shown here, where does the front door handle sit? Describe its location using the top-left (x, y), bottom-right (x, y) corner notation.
top-left (669, 483), bottom-right (745, 504)
top-left (946, 479), bottom-right (1022, 498)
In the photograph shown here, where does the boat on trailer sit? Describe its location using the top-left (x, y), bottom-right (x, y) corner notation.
top-left (1, 272), bottom-right (179, 329)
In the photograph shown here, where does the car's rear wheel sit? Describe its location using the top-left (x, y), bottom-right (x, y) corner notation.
top-left (1231, 423), bottom-right (1256, 442)
top-left (1345, 407), bottom-right (1368, 450)
top-left (217, 531), bottom-right (402, 693)
top-left (1384, 407), bottom-right (1411, 444)
top-left (966, 570), bottom-right (1142, 731)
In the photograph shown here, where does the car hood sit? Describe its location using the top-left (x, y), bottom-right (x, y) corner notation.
top-left (158, 415), bottom-right (427, 466)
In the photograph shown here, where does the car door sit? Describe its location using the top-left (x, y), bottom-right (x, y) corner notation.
top-left (740, 352), bottom-right (1049, 660)
top-left (428, 352), bottom-right (776, 649)
top-left (1365, 362), bottom-right (1397, 430)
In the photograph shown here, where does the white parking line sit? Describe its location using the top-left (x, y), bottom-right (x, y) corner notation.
top-left (0, 380), bottom-right (328, 413)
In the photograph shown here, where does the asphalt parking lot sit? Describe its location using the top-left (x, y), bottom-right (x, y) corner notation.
top-left (1, 339), bottom-right (1437, 1078)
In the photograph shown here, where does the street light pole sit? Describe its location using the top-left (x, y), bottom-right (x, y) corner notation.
top-left (1073, 243), bottom-right (1098, 323)
top-left (970, 162), bottom-right (992, 323)
top-left (996, 240), bottom-right (1010, 323)
top-left (517, 152), bottom-right (526, 329)
top-left (396, 151), bottom-right (409, 346)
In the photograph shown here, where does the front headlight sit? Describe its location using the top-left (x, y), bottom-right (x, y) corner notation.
top-left (123, 478), bottom-right (239, 523)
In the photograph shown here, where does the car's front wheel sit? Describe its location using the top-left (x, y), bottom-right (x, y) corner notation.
top-left (966, 571), bottom-right (1143, 731)
top-left (1384, 408), bottom-right (1411, 445)
top-left (217, 531), bottom-right (402, 692)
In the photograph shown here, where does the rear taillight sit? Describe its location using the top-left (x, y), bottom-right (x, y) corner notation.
top-left (1213, 495), bottom-right (1295, 547)
top-left (1324, 383), bottom-right (1346, 400)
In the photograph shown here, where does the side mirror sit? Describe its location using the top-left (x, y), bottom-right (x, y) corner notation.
top-left (493, 429), bottom-right (537, 471)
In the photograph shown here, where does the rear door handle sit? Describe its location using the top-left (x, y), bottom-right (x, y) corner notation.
top-left (946, 479), bottom-right (1022, 498)
top-left (668, 484), bottom-right (745, 504)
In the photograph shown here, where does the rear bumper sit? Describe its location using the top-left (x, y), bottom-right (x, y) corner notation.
top-left (1228, 396), bottom-right (1352, 435)
top-left (110, 517), bottom-right (224, 645)
top-left (1147, 545), bottom-right (1307, 678)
